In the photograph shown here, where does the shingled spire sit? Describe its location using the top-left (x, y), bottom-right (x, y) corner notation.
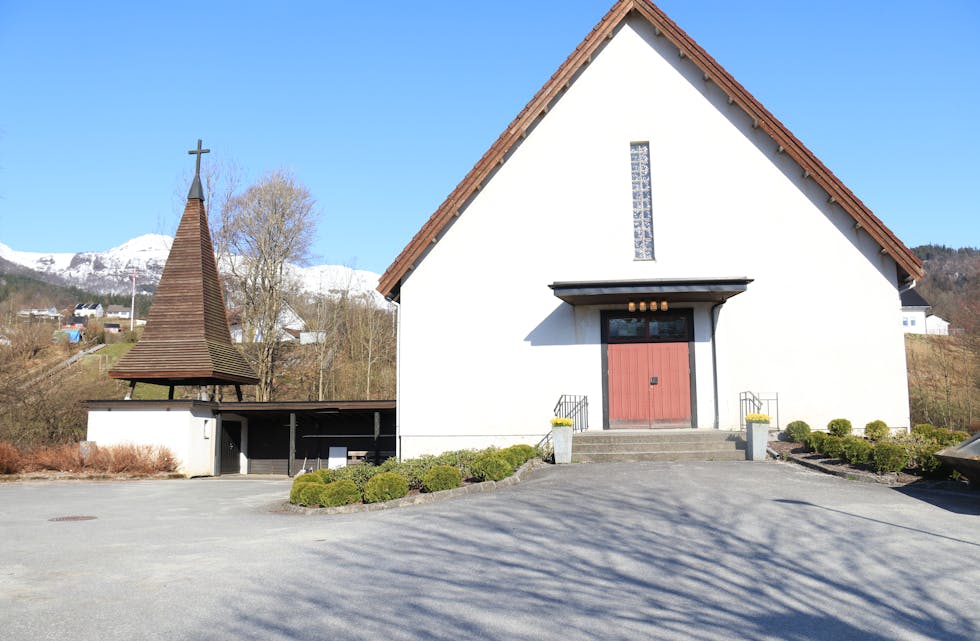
top-left (109, 140), bottom-right (258, 398)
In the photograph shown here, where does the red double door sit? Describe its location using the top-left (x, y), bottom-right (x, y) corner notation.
top-left (608, 341), bottom-right (692, 429)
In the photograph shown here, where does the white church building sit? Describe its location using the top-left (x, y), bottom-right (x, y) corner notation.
top-left (377, 0), bottom-right (923, 458)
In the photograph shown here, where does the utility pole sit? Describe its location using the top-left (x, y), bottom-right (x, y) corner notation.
top-left (130, 268), bottom-right (136, 332)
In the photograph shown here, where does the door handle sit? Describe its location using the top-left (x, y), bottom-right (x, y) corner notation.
top-left (650, 376), bottom-right (659, 386)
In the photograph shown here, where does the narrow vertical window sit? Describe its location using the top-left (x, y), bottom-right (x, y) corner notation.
top-left (631, 142), bottom-right (654, 260)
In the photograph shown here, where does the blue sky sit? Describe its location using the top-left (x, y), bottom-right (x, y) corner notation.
top-left (1, 0), bottom-right (977, 273)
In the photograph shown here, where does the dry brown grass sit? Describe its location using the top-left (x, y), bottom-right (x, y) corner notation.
top-left (0, 441), bottom-right (22, 474)
top-left (0, 441), bottom-right (178, 475)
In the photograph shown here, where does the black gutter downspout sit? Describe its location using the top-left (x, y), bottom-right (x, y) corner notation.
top-left (710, 301), bottom-right (725, 429)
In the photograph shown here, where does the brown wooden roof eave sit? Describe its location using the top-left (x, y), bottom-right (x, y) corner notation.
top-left (377, 0), bottom-right (923, 299)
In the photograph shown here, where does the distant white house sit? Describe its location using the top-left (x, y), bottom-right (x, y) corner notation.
top-left (16, 306), bottom-right (60, 320)
top-left (899, 289), bottom-right (948, 335)
top-left (925, 314), bottom-right (950, 336)
top-left (227, 304), bottom-right (306, 343)
top-left (105, 305), bottom-right (132, 320)
top-left (74, 303), bottom-right (104, 318)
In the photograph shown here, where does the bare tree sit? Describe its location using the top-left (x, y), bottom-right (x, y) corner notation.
top-left (220, 170), bottom-right (318, 401)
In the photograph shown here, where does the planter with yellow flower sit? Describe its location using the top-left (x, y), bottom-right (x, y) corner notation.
top-left (551, 417), bottom-right (574, 464)
top-left (744, 413), bottom-right (771, 461)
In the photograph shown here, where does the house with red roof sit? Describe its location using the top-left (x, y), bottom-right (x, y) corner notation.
top-left (378, 0), bottom-right (922, 457)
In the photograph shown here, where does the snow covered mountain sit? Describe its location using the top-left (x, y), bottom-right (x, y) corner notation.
top-left (0, 235), bottom-right (385, 303)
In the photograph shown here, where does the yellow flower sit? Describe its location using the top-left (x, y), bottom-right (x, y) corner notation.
top-left (745, 413), bottom-right (771, 423)
top-left (551, 417), bottom-right (574, 427)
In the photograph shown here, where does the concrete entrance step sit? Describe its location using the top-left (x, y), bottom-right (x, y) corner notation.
top-left (572, 429), bottom-right (747, 463)
top-left (573, 450), bottom-right (747, 463)
top-left (573, 440), bottom-right (744, 454)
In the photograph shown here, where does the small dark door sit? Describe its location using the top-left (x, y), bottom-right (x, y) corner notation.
top-left (220, 421), bottom-right (242, 474)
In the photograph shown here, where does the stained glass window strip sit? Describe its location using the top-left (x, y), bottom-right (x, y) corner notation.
top-left (631, 142), bottom-right (654, 260)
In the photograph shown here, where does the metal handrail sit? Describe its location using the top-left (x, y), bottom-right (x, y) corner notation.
top-left (738, 391), bottom-right (779, 429)
top-left (554, 394), bottom-right (589, 432)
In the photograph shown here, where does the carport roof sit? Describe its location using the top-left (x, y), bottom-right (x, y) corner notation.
top-left (549, 277), bottom-right (752, 305)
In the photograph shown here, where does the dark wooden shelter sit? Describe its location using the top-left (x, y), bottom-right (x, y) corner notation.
top-left (109, 141), bottom-right (258, 398)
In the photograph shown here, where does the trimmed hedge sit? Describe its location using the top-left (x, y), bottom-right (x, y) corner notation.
top-left (863, 420), bottom-right (889, 441)
top-left (820, 435), bottom-right (846, 460)
top-left (470, 453), bottom-right (514, 482)
top-left (422, 465), bottom-right (462, 493)
top-left (841, 436), bottom-right (872, 465)
top-left (363, 471), bottom-right (409, 503)
top-left (319, 479), bottom-right (361, 507)
top-left (784, 420), bottom-right (811, 443)
top-left (295, 482), bottom-right (327, 507)
top-left (871, 442), bottom-right (908, 474)
top-left (827, 418), bottom-right (853, 437)
top-left (804, 431), bottom-right (828, 453)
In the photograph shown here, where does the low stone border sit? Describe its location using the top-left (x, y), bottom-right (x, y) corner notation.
top-left (278, 458), bottom-right (545, 515)
top-left (780, 451), bottom-right (901, 485)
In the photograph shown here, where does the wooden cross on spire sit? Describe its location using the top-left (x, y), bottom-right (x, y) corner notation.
top-left (188, 139), bottom-right (210, 177)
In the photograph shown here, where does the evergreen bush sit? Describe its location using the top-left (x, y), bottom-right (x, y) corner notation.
top-left (295, 482), bottom-right (327, 507)
top-left (911, 423), bottom-right (935, 437)
top-left (318, 480), bottom-right (361, 507)
top-left (470, 453), bottom-right (514, 482)
top-left (315, 468), bottom-right (337, 483)
top-left (363, 471), bottom-right (409, 503)
top-left (783, 421), bottom-right (811, 443)
top-left (804, 431), bottom-right (827, 453)
top-left (871, 442), bottom-right (908, 474)
top-left (820, 435), bottom-right (846, 460)
top-left (842, 436), bottom-right (872, 465)
top-left (422, 465), bottom-right (463, 493)
top-left (863, 420), bottom-right (889, 441)
top-left (827, 418), bottom-right (853, 437)
top-left (505, 444), bottom-right (537, 466)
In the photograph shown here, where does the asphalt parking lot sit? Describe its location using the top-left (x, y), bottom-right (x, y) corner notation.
top-left (1, 461), bottom-right (978, 641)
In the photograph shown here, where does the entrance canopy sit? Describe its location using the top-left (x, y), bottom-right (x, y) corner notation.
top-left (549, 278), bottom-right (752, 306)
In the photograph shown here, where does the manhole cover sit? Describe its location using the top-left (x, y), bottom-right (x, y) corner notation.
top-left (48, 516), bottom-right (97, 522)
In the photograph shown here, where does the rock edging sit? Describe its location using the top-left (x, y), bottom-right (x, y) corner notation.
top-left (280, 458), bottom-right (544, 515)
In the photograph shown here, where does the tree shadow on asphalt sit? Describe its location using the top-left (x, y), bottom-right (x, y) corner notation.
top-left (891, 482), bottom-right (980, 516)
top-left (205, 465), bottom-right (979, 641)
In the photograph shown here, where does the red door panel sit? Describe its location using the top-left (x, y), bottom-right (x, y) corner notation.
top-left (608, 342), bottom-right (691, 428)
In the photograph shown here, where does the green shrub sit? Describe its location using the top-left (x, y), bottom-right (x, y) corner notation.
top-left (430, 449), bottom-right (483, 475)
top-left (332, 462), bottom-right (386, 489)
top-left (913, 443), bottom-right (945, 476)
top-left (422, 465), bottom-right (462, 493)
top-left (379, 457), bottom-right (431, 491)
top-left (841, 436), bottom-right (872, 465)
top-left (363, 471), bottom-right (409, 503)
top-left (863, 420), bottom-right (889, 441)
top-left (315, 468), bottom-right (337, 483)
top-left (470, 453), bottom-right (514, 482)
top-left (290, 473), bottom-right (325, 503)
top-left (499, 446), bottom-right (529, 470)
top-left (820, 435), bottom-right (846, 460)
top-left (804, 431), bottom-right (827, 453)
top-left (783, 420), bottom-right (811, 443)
top-left (318, 479), bottom-right (361, 507)
top-left (294, 482), bottom-right (327, 507)
top-left (827, 418), bottom-right (852, 437)
top-left (911, 423), bottom-right (935, 437)
top-left (871, 442), bottom-right (908, 474)
top-left (504, 444), bottom-right (537, 467)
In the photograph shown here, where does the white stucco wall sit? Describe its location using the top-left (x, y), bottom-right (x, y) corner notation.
top-left (395, 17), bottom-right (911, 457)
top-left (86, 406), bottom-right (217, 477)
